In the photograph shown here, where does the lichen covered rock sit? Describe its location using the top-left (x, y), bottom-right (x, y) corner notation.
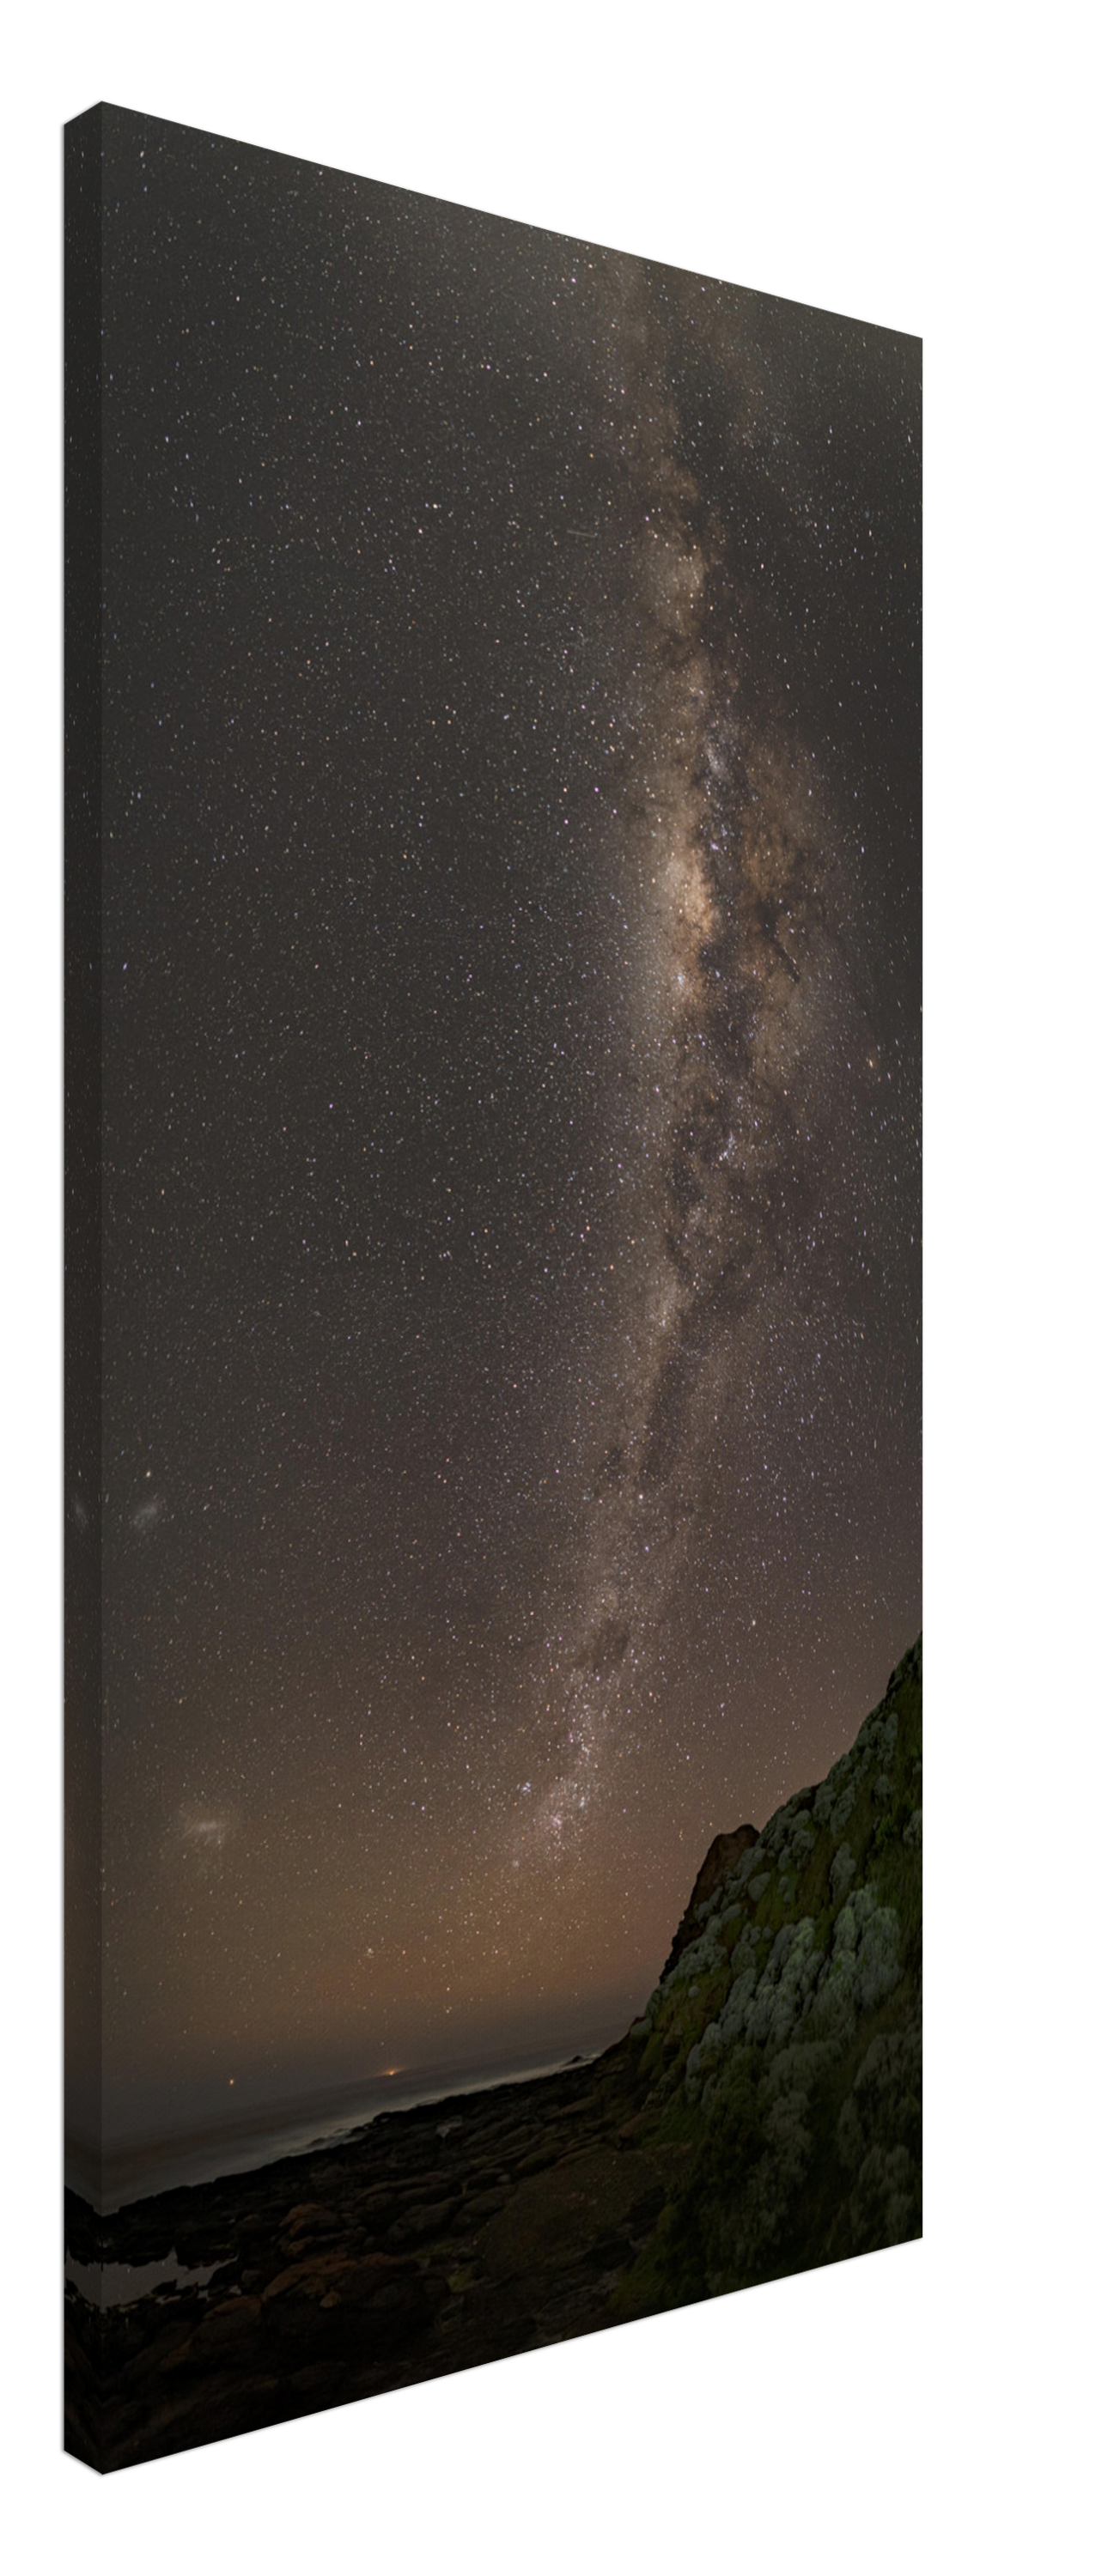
top-left (615, 1637), bottom-right (922, 2315)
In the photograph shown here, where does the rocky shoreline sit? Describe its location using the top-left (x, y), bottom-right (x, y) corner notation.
top-left (66, 2040), bottom-right (667, 2470)
top-left (66, 1640), bottom-right (922, 2472)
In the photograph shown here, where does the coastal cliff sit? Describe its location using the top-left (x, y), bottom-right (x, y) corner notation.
top-left (66, 1642), bottom-right (922, 2470)
top-left (615, 1632), bottom-right (922, 2309)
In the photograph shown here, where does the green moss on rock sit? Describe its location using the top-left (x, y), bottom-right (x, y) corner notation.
top-left (612, 1637), bottom-right (922, 2314)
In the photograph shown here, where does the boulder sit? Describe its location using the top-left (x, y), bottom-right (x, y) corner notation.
top-left (385, 2197), bottom-right (460, 2247)
top-left (260, 2250), bottom-right (429, 2354)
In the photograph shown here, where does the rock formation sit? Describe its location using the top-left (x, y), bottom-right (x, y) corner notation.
top-left (66, 1640), bottom-right (922, 2470)
top-left (660, 1823), bottom-right (760, 1978)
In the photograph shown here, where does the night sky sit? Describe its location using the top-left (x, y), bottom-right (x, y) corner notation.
top-left (90, 109), bottom-right (920, 2152)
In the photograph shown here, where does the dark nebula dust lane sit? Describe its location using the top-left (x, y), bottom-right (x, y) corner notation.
top-left (84, 112), bottom-right (919, 2159)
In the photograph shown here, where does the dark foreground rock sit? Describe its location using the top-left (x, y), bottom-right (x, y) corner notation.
top-left (66, 1640), bottom-right (922, 2471)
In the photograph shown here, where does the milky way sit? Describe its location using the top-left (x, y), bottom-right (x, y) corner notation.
top-left (74, 109), bottom-right (920, 2156)
top-left (519, 264), bottom-right (861, 1872)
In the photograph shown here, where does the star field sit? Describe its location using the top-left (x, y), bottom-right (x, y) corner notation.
top-left (85, 111), bottom-right (920, 2149)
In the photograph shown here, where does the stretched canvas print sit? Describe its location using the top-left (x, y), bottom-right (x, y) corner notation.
top-left (64, 103), bottom-right (922, 2471)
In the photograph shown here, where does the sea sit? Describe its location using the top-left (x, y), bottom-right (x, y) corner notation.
top-left (64, 2031), bottom-right (625, 2307)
